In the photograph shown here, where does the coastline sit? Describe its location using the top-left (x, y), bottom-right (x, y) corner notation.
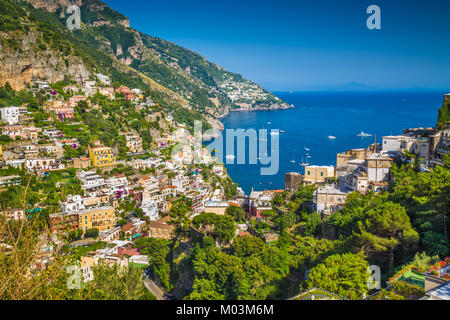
top-left (205, 103), bottom-right (295, 139)
top-left (218, 103), bottom-right (295, 119)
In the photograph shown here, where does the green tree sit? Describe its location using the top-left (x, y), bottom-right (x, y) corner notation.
top-left (225, 205), bottom-right (246, 222)
top-left (81, 263), bottom-right (150, 300)
top-left (85, 228), bottom-right (99, 239)
top-left (305, 252), bottom-right (369, 300)
top-left (214, 215), bottom-right (236, 244)
top-left (168, 197), bottom-right (192, 239)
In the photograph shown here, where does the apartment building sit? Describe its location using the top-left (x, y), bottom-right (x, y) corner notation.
top-left (49, 212), bottom-right (79, 236)
top-left (89, 147), bottom-right (116, 169)
top-left (78, 206), bottom-right (116, 234)
top-left (122, 132), bottom-right (143, 153)
top-left (0, 106), bottom-right (19, 125)
top-left (25, 158), bottom-right (65, 172)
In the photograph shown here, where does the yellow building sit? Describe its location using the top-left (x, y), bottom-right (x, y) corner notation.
top-left (89, 147), bottom-right (116, 169)
top-left (78, 206), bottom-right (116, 234)
top-left (303, 165), bottom-right (335, 185)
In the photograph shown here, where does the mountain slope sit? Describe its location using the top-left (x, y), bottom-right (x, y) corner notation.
top-left (0, 0), bottom-right (292, 129)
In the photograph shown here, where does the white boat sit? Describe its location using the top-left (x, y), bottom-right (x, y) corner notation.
top-left (280, 130), bottom-right (287, 134)
top-left (304, 146), bottom-right (310, 151)
top-left (225, 154), bottom-right (236, 159)
top-left (328, 135), bottom-right (336, 140)
top-left (357, 131), bottom-right (372, 137)
top-left (270, 131), bottom-right (279, 135)
top-left (266, 122), bottom-right (272, 125)
top-left (289, 160), bottom-right (296, 163)
top-left (299, 157), bottom-right (309, 167)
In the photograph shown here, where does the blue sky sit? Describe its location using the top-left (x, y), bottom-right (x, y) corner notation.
top-left (103, 0), bottom-right (450, 91)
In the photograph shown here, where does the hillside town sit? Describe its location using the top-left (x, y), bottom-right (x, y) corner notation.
top-left (1, 71), bottom-right (448, 300)
top-left (0, 0), bottom-right (448, 303)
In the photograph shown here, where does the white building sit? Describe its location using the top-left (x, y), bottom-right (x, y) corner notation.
top-left (96, 73), bottom-right (111, 85)
top-left (1, 107), bottom-right (19, 125)
top-left (78, 170), bottom-right (106, 190)
top-left (313, 185), bottom-right (348, 215)
top-left (365, 154), bottom-right (392, 183)
top-left (26, 158), bottom-right (65, 172)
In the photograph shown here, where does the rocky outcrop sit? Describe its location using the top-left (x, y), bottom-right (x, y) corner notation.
top-left (230, 102), bottom-right (294, 112)
top-left (0, 31), bottom-right (90, 90)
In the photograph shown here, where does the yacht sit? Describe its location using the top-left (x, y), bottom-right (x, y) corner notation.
top-left (357, 131), bottom-right (372, 137)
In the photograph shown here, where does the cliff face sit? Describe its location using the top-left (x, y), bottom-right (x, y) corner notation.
top-left (0, 31), bottom-right (90, 90)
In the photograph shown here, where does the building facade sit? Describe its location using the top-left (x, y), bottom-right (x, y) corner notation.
top-left (89, 147), bottom-right (116, 169)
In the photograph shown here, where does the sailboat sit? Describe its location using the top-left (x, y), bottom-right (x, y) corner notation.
top-left (357, 131), bottom-right (372, 137)
top-left (299, 156), bottom-right (309, 167)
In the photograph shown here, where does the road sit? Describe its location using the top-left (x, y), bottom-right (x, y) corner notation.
top-left (143, 278), bottom-right (169, 300)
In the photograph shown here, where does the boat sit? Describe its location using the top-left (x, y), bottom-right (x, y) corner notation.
top-left (270, 131), bottom-right (279, 135)
top-left (304, 146), bottom-right (310, 151)
top-left (280, 130), bottom-right (287, 134)
top-left (289, 160), bottom-right (296, 163)
top-left (299, 157), bottom-right (309, 167)
top-left (225, 154), bottom-right (236, 160)
top-left (328, 135), bottom-right (336, 140)
top-left (266, 122), bottom-right (272, 125)
top-left (357, 131), bottom-right (372, 137)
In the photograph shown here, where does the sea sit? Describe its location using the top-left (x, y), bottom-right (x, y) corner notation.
top-left (219, 91), bottom-right (446, 194)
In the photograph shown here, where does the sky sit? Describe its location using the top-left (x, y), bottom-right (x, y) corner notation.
top-left (103, 0), bottom-right (450, 91)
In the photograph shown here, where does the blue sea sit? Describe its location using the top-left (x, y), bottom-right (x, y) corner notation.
top-left (220, 91), bottom-right (445, 194)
